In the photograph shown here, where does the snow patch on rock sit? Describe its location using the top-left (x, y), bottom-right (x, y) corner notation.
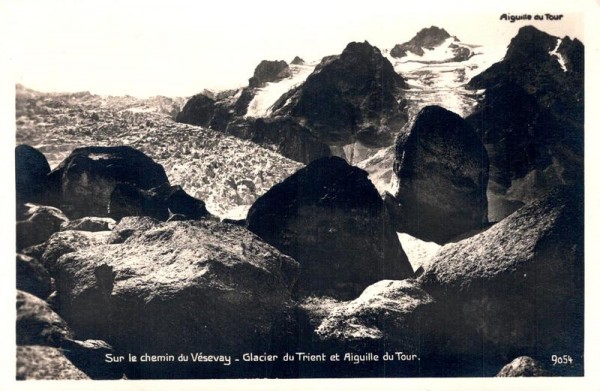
top-left (397, 232), bottom-right (441, 272)
top-left (549, 38), bottom-right (568, 72)
top-left (245, 62), bottom-right (317, 118)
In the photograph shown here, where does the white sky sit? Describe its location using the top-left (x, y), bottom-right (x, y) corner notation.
top-left (1, 0), bottom-right (587, 97)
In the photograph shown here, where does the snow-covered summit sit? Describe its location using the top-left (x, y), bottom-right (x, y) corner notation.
top-left (384, 31), bottom-right (505, 118)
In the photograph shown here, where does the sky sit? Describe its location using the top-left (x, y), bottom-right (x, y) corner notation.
top-left (0, 0), bottom-right (590, 97)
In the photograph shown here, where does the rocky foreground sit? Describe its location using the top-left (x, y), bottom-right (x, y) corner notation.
top-left (15, 25), bottom-right (584, 379)
top-left (14, 143), bottom-right (583, 379)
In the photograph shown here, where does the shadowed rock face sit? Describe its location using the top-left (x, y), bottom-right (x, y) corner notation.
top-left (17, 255), bottom-right (52, 299)
top-left (17, 346), bottom-right (90, 380)
top-left (466, 82), bottom-right (583, 221)
top-left (466, 26), bottom-right (583, 221)
top-left (418, 185), bottom-right (583, 376)
top-left (247, 156), bottom-right (414, 300)
top-left (17, 290), bottom-right (73, 346)
top-left (175, 93), bottom-right (215, 127)
top-left (16, 290), bottom-right (123, 379)
top-left (272, 41), bottom-right (408, 146)
top-left (17, 204), bottom-right (69, 251)
top-left (109, 183), bottom-right (210, 221)
top-left (16, 144), bottom-right (51, 205)
top-left (53, 217), bottom-right (299, 378)
top-left (468, 25), bottom-right (583, 136)
top-left (393, 105), bottom-right (489, 244)
top-left (249, 60), bottom-right (291, 88)
top-left (390, 26), bottom-right (451, 58)
top-left (225, 116), bottom-right (331, 164)
top-left (48, 146), bottom-right (169, 218)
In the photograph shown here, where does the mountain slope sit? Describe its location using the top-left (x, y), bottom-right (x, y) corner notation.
top-left (466, 26), bottom-right (584, 221)
top-left (271, 41), bottom-right (409, 147)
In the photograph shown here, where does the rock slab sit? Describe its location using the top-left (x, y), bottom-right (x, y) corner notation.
top-left (53, 217), bottom-right (299, 378)
top-left (393, 105), bottom-right (489, 243)
top-left (247, 156), bottom-right (413, 299)
top-left (419, 185), bottom-right (583, 375)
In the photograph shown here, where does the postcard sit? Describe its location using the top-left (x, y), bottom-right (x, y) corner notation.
top-left (3, 0), bottom-right (599, 389)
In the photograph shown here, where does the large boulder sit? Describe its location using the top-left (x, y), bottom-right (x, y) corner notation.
top-left (48, 146), bottom-right (169, 218)
top-left (419, 185), bottom-right (583, 376)
top-left (315, 279), bottom-right (433, 348)
top-left (15, 144), bottom-right (51, 205)
top-left (496, 356), bottom-right (550, 377)
top-left (16, 254), bottom-right (52, 299)
top-left (392, 106), bottom-right (489, 243)
top-left (293, 280), bottom-right (433, 377)
top-left (17, 290), bottom-right (73, 346)
top-left (41, 230), bottom-right (112, 274)
top-left (16, 290), bottom-right (121, 379)
top-left (248, 60), bottom-right (291, 88)
top-left (175, 93), bottom-right (216, 127)
top-left (108, 183), bottom-right (210, 221)
top-left (16, 204), bottom-right (69, 250)
top-left (271, 41), bottom-right (408, 147)
top-left (53, 217), bottom-right (300, 378)
top-left (247, 156), bottom-right (414, 300)
top-left (17, 346), bottom-right (90, 380)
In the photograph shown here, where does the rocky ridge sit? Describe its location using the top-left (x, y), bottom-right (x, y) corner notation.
top-left (467, 26), bottom-right (584, 221)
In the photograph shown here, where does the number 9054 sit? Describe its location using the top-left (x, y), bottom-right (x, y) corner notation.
top-left (551, 354), bottom-right (573, 365)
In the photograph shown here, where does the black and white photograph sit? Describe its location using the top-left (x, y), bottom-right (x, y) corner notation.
top-left (1, 0), bottom-right (598, 388)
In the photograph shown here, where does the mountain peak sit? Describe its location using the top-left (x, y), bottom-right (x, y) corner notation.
top-left (504, 25), bottom-right (558, 63)
top-left (343, 40), bottom-right (376, 53)
top-left (390, 26), bottom-right (470, 61)
top-left (414, 26), bottom-right (451, 42)
top-left (248, 60), bottom-right (291, 88)
top-left (290, 56), bottom-right (305, 65)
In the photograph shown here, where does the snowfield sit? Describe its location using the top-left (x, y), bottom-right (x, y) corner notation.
top-left (245, 62), bottom-right (317, 118)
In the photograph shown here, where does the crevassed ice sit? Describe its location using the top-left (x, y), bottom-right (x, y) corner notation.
top-left (386, 41), bottom-right (505, 118)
